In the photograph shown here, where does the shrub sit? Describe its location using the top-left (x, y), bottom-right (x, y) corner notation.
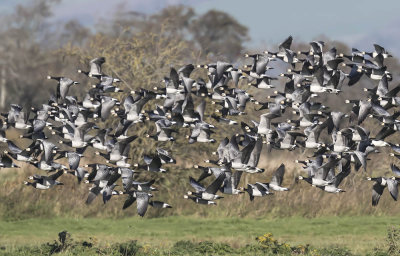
top-left (110, 240), bottom-right (141, 256)
top-left (318, 245), bottom-right (354, 256)
top-left (386, 226), bottom-right (400, 255)
top-left (256, 233), bottom-right (301, 255)
top-left (170, 240), bottom-right (235, 255)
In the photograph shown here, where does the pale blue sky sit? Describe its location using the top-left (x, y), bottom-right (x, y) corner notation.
top-left (2, 0), bottom-right (400, 54)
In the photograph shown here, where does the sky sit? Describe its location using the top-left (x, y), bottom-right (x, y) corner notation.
top-left (2, 0), bottom-right (400, 55)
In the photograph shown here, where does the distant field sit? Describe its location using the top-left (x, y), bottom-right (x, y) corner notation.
top-left (1, 215), bottom-right (399, 254)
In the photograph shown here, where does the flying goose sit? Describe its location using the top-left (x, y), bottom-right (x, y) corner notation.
top-left (146, 105), bottom-right (170, 122)
top-left (59, 122), bottom-right (97, 149)
top-left (364, 44), bottom-right (392, 59)
top-left (372, 125), bottom-right (395, 147)
top-left (278, 131), bottom-right (306, 150)
top-left (14, 111), bottom-right (31, 130)
top-left (366, 176), bottom-right (398, 206)
top-left (332, 128), bottom-right (353, 153)
top-left (187, 173), bottom-right (226, 201)
top-left (85, 164), bottom-right (112, 183)
top-left (327, 112), bottom-right (348, 134)
top-left (220, 170), bottom-right (243, 195)
top-left (97, 135), bottom-right (137, 163)
top-left (2, 104), bottom-right (22, 125)
top-left (243, 183), bottom-right (273, 201)
top-left (82, 89), bottom-right (101, 110)
top-left (266, 164), bottom-right (289, 191)
top-left (91, 128), bottom-right (113, 151)
top-left (319, 157), bottom-right (350, 193)
top-left (264, 35), bottom-right (293, 57)
top-left (121, 191), bottom-right (152, 217)
top-left (99, 96), bottom-right (120, 121)
top-left (194, 164), bottom-right (230, 183)
top-left (5, 140), bottom-right (36, 162)
top-left (298, 156), bottom-right (340, 187)
top-left (239, 137), bottom-right (264, 173)
top-left (102, 184), bottom-right (119, 204)
top-left (121, 93), bottom-right (152, 123)
top-left (134, 155), bottom-right (167, 173)
top-left (303, 122), bottom-right (326, 149)
top-left (149, 201), bottom-right (172, 209)
top-left (363, 66), bottom-right (392, 81)
top-left (156, 68), bottom-right (183, 94)
top-left (183, 194), bottom-right (216, 205)
top-left (24, 170), bottom-right (64, 190)
top-left (391, 164), bottom-right (400, 177)
top-left (130, 180), bottom-right (157, 192)
top-left (0, 120), bottom-right (7, 143)
top-left (55, 151), bottom-right (84, 171)
top-left (188, 122), bottom-right (215, 143)
top-left (344, 64), bottom-right (364, 86)
top-left (177, 64), bottom-right (195, 79)
top-left (298, 41), bottom-right (325, 56)
top-left (193, 78), bottom-right (209, 97)
top-left (93, 82), bottom-right (123, 93)
top-left (146, 119), bottom-right (176, 142)
top-left (78, 57), bottom-right (105, 78)
top-left (156, 148), bottom-right (176, 164)
top-left (117, 167), bottom-right (137, 192)
top-left (113, 119), bottom-right (134, 140)
top-left (242, 54), bottom-right (273, 81)
top-left (249, 75), bottom-right (276, 89)
top-left (86, 180), bottom-right (108, 204)
top-left (257, 113), bottom-right (278, 136)
top-left (64, 167), bottom-right (88, 183)
top-left (36, 139), bottom-right (58, 164)
top-left (47, 76), bottom-right (80, 100)
top-left (29, 157), bottom-right (66, 172)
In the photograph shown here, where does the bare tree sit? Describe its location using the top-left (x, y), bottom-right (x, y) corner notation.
top-left (0, 0), bottom-right (60, 109)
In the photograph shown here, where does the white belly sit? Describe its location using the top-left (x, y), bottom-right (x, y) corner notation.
top-left (202, 193), bottom-right (217, 201)
top-left (300, 119), bottom-right (313, 127)
top-left (252, 189), bottom-right (263, 197)
top-left (312, 178), bottom-right (329, 186)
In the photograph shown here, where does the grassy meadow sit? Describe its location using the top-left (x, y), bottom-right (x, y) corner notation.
top-left (1, 215), bottom-right (400, 254)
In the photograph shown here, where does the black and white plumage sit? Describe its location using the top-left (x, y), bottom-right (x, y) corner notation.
top-left (188, 172), bottom-right (226, 201)
top-left (367, 176), bottom-right (398, 206)
top-left (0, 37), bottom-right (398, 218)
top-left (24, 170), bottom-right (64, 189)
top-left (267, 164), bottom-right (289, 191)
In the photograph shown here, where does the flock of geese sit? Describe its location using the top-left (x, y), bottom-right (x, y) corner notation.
top-left (1, 36), bottom-right (400, 217)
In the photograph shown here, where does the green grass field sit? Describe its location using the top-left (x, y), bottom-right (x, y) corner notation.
top-left (1, 215), bottom-right (398, 254)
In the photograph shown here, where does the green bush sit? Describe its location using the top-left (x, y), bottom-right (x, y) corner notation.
top-left (386, 226), bottom-right (400, 255)
top-left (318, 246), bottom-right (354, 256)
top-left (366, 249), bottom-right (389, 256)
top-left (170, 240), bottom-right (235, 255)
top-left (256, 233), bottom-right (307, 255)
top-left (110, 240), bottom-right (141, 256)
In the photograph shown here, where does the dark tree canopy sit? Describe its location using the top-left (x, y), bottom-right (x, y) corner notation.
top-left (191, 10), bottom-right (249, 61)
